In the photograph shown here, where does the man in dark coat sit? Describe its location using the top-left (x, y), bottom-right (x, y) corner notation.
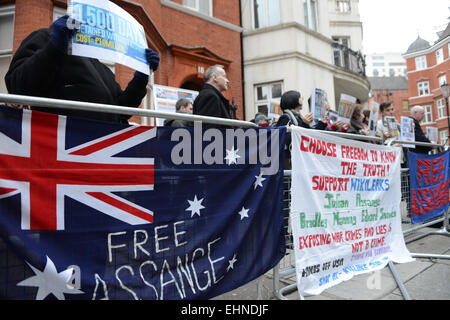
top-left (193, 65), bottom-right (232, 126)
top-left (409, 105), bottom-right (433, 154)
top-left (5, 15), bottom-right (160, 124)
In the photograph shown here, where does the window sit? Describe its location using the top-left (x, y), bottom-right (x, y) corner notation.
top-left (183, 0), bottom-right (212, 16)
top-left (436, 48), bottom-right (444, 64)
top-left (417, 81), bottom-right (430, 96)
top-left (253, 0), bottom-right (280, 29)
top-left (333, 36), bottom-right (350, 69)
top-left (0, 5), bottom-right (14, 94)
top-left (304, 0), bottom-right (318, 31)
top-left (440, 130), bottom-right (448, 144)
top-left (415, 56), bottom-right (427, 70)
top-left (438, 74), bottom-right (447, 87)
top-left (373, 62), bottom-right (385, 67)
top-left (336, 0), bottom-right (351, 13)
top-left (423, 105), bottom-right (432, 123)
top-left (254, 82), bottom-right (283, 117)
top-left (437, 98), bottom-right (446, 119)
top-left (372, 56), bottom-right (384, 60)
top-left (373, 69), bottom-right (379, 77)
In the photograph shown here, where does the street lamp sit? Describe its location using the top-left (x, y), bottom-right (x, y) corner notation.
top-left (440, 82), bottom-right (450, 141)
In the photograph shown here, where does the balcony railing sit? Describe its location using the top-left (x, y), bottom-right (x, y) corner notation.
top-left (332, 42), bottom-right (366, 77)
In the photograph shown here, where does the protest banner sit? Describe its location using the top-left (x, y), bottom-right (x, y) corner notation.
top-left (68, 0), bottom-right (150, 75)
top-left (368, 101), bottom-right (379, 137)
top-left (0, 105), bottom-right (286, 300)
top-left (310, 88), bottom-right (328, 124)
top-left (408, 151), bottom-right (450, 224)
top-left (290, 126), bottom-right (413, 297)
top-left (153, 84), bottom-right (199, 126)
top-left (400, 116), bottom-right (415, 148)
top-left (337, 94), bottom-right (356, 124)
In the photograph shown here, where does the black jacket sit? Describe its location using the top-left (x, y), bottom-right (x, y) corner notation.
top-left (5, 28), bottom-right (148, 124)
top-left (193, 84), bottom-right (232, 126)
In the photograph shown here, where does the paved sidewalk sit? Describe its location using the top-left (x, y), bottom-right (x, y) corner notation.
top-left (213, 223), bottom-right (450, 300)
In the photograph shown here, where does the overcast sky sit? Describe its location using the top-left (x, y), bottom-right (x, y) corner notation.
top-left (359, 0), bottom-right (449, 55)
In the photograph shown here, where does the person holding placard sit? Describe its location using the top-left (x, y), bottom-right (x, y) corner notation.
top-left (5, 15), bottom-right (160, 124)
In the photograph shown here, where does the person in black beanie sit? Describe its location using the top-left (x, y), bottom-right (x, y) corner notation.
top-left (5, 15), bottom-right (160, 124)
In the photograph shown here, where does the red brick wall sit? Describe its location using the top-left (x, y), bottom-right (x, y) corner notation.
top-left (12, 0), bottom-right (53, 54)
top-left (405, 40), bottom-right (450, 143)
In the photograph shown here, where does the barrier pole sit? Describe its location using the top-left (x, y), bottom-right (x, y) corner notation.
top-left (388, 261), bottom-right (411, 300)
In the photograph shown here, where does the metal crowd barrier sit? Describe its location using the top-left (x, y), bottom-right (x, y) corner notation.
top-left (1, 94), bottom-right (449, 300)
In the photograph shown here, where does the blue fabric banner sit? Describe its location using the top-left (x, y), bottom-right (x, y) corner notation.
top-left (0, 106), bottom-right (286, 300)
top-left (408, 150), bottom-right (449, 224)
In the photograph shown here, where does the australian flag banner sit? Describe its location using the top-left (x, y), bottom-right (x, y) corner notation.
top-left (0, 105), bottom-right (286, 300)
top-left (408, 150), bottom-right (449, 224)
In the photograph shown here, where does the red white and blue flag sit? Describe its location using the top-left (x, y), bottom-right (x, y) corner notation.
top-left (0, 105), bottom-right (286, 300)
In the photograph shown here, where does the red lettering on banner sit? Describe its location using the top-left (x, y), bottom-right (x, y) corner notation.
top-left (439, 156), bottom-right (446, 182)
top-left (300, 135), bottom-right (337, 157)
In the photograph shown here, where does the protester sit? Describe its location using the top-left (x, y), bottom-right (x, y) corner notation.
top-left (253, 113), bottom-right (271, 127)
top-left (276, 90), bottom-right (327, 129)
top-left (5, 15), bottom-right (160, 124)
top-left (164, 98), bottom-right (194, 127)
top-left (409, 105), bottom-right (432, 154)
top-left (342, 104), bottom-right (370, 135)
top-left (376, 102), bottom-right (400, 141)
top-left (363, 109), bottom-right (370, 126)
top-left (193, 64), bottom-right (232, 126)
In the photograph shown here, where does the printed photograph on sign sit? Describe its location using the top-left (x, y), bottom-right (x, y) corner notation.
top-left (311, 88), bottom-right (328, 124)
top-left (400, 116), bottom-right (415, 148)
top-left (368, 101), bottom-right (379, 137)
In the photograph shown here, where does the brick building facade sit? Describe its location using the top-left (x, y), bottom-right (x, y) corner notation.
top-left (402, 23), bottom-right (450, 144)
top-left (368, 76), bottom-right (410, 123)
top-left (0, 0), bottom-right (244, 123)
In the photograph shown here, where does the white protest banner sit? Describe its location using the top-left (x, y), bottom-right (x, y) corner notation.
top-left (153, 84), bottom-right (198, 126)
top-left (290, 126), bottom-right (413, 298)
top-left (68, 0), bottom-right (150, 75)
top-left (400, 116), bottom-right (415, 148)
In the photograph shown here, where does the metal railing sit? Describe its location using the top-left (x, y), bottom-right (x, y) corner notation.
top-left (269, 133), bottom-right (449, 301)
top-left (0, 93), bottom-right (257, 128)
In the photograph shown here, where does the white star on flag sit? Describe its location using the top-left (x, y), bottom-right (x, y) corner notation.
top-left (186, 195), bottom-right (205, 217)
top-left (227, 254), bottom-right (237, 272)
top-left (17, 256), bottom-right (83, 300)
top-left (254, 170), bottom-right (266, 189)
top-left (224, 146), bottom-right (240, 165)
top-left (238, 207), bottom-right (249, 220)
